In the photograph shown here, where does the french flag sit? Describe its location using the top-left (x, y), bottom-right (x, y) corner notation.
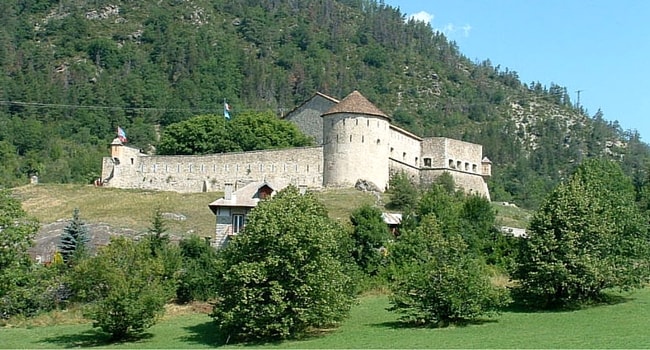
top-left (117, 126), bottom-right (127, 143)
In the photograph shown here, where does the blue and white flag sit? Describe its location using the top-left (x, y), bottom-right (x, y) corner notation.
top-left (224, 102), bottom-right (231, 119)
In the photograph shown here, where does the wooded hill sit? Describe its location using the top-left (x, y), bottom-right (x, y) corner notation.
top-left (1, 0), bottom-right (648, 209)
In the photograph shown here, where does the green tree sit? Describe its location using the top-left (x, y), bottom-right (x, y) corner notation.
top-left (388, 215), bottom-right (510, 326)
top-left (71, 237), bottom-right (174, 340)
top-left (0, 190), bottom-right (37, 272)
top-left (0, 190), bottom-right (43, 317)
top-left (350, 204), bottom-right (391, 275)
top-left (513, 159), bottom-right (650, 308)
top-left (386, 171), bottom-right (418, 211)
top-left (211, 186), bottom-right (356, 341)
top-left (176, 235), bottom-right (220, 303)
top-left (157, 114), bottom-right (240, 155)
top-left (227, 111), bottom-right (313, 151)
top-left (58, 208), bottom-right (89, 266)
top-left (145, 207), bottom-right (169, 255)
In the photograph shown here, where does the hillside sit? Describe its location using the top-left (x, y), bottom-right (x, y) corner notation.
top-left (1, 0), bottom-right (649, 208)
top-left (13, 183), bottom-right (529, 261)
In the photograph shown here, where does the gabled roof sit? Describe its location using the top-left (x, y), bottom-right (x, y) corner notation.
top-left (322, 90), bottom-right (390, 120)
top-left (382, 212), bottom-right (403, 225)
top-left (208, 179), bottom-right (291, 213)
top-left (282, 91), bottom-right (339, 119)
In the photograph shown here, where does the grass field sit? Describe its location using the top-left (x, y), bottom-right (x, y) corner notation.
top-left (2, 288), bottom-right (649, 348)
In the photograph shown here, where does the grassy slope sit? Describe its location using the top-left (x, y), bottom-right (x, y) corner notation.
top-left (2, 289), bottom-right (648, 348)
top-left (12, 184), bottom-right (528, 237)
top-left (11, 184), bottom-right (380, 237)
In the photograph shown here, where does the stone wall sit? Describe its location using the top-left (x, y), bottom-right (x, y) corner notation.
top-left (421, 137), bottom-right (483, 175)
top-left (104, 146), bottom-right (324, 193)
top-left (283, 93), bottom-right (338, 145)
top-left (420, 168), bottom-right (490, 200)
top-left (388, 125), bottom-right (422, 168)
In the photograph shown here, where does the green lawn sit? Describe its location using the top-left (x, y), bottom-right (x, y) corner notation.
top-left (3, 288), bottom-right (650, 349)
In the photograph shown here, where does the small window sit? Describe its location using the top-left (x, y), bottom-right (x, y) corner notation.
top-left (130, 158), bottom-right (134, 165)
top-left (457, 161), bottom-right (462, 169)
top-left (424, 158), bottom-right (432, 167)
top-left (362, 135), bottom-right (365, 143)
top-left (448, 159), bottom-right (454, 168)
top-left (465, 162), bottom-right (469, 171)
top-left (415, 157), bottom-right (418, 165)
top-left (350, 135), bottom-right (352, 142)
top-left (367, 120), bottom-right (370, 126)
top-left (113, 157), bottom-right (120, 165)
top-left (403, 152), bottom-right (407, 160)
top-left (356, 119), bottom-right (358, 125)
top-left (377, 139), bottom-right (381, 145)
top-left (232, 215), bottom-right (245, 234)
top-left (472, 164), bottom-right (477, 172)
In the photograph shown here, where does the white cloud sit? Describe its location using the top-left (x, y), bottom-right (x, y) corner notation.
top-left (435, 23), bottom-right (472, 38)
top-left (408, 11), bottom-right (434, 24)
top-left (407, 10), bottom-right (472, 39)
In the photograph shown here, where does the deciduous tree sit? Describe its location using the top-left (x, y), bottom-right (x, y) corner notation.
top-left (513, 159), bottom-right (650, 308)
top-left (211, 186), bottom-right (356, 341)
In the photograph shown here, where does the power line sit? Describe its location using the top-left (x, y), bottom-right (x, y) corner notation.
top-left (0, 100), bottom-right (219, 113)
top-left (0, 100), bottom-right (290, 116)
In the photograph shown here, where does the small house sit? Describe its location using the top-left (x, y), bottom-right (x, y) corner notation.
top-left (208, 180), bottom-right (291, 248)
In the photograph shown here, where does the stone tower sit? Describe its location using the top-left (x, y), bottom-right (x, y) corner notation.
top-left (322, 91), bottom-right (391, 190)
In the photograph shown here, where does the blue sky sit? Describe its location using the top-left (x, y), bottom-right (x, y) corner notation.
top-left (386, 0), bottom-right (650, 142)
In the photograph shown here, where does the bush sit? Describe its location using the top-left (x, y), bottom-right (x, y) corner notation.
top-left (350, 205), bottom-right (392, 276)
top-left (389, 215), bottom-right (510, 326)
top-left (71, 237), bottom-right (175, 340)
top-left (176, 235), bottom-right (220, 303)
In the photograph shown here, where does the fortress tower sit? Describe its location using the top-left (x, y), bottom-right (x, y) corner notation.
top-left (322, 91), bottom-right (391, 190)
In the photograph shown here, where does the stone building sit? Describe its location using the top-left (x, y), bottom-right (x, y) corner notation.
top-left (101, 90), bottom-right (492, 198)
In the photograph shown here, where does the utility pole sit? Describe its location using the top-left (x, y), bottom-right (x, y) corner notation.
top-left (575, 90), bottom-right (583, 109)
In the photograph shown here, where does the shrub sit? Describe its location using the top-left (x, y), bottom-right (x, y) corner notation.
top-left (389, 215), bottom-right (510, 326)
top-left (176, 235), bottom-right (220, 303)
top-left (350, 205), bottom-right (392, 276)
top-left (71, 237), bottom-right (174, 340)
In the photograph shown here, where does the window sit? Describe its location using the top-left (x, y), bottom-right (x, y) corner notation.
top-left (465, 162), bottom-right (469, 171)
top-left (448, 159), bottom-right (454, 168)
top-left (424, 158), bottom-right (432, 167)
top-left (232, 214), bottom-right (245, 234)
top-left (472, 164), bottom-right (477, 172)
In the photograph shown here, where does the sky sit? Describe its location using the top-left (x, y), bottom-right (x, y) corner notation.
top-left (385, 0), bottom-right (650, 142)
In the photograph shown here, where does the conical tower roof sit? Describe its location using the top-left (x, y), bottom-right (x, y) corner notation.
top-left (322, 90), bottom-right (390, 120)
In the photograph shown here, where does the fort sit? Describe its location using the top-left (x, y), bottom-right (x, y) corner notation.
top-left (101, 91), bottom-right (492, 199)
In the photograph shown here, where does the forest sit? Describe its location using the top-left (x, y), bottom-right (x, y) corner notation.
top-left (1, 0), bottom-right (649, 209)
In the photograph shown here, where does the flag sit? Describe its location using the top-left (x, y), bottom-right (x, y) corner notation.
top-left (117, 126), bottom-right (127, 143)
top-left (224, 102), bottom-right (231, 119)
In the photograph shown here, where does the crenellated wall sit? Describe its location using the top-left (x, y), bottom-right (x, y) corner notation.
top-left (103, 146), bottom-right (323, 193)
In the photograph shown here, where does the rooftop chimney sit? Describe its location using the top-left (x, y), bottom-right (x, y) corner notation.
top-left (224, 183), bottom-right (234, 200)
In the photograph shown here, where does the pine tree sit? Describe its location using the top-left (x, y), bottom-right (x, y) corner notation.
top-left (58, 208), bottom-right (89, 266)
